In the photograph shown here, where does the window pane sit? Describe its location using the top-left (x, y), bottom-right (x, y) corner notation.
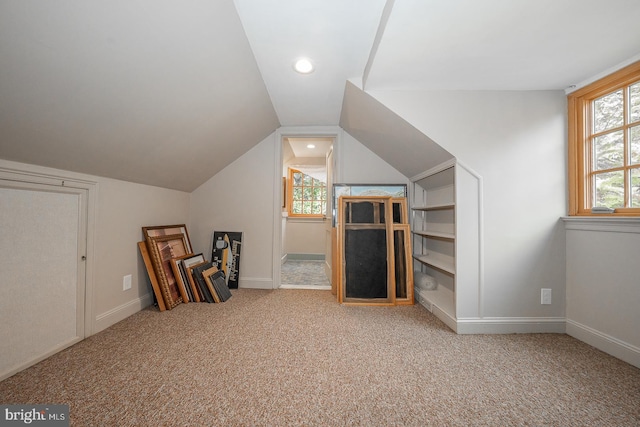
top-left (303, 187), bottom-right (312, 200)
top-left (630, 82), bottom-right (640, 124)
top-left (289, 169), bottom-right (326, 216)
top-left (293, 172), bottom-right (302, 186)
top-left (593, 90), bottom-right (624, 133)
top-left (632, 168), bottom-right (640, 208)
top-left (593, 130), bottom-right (624, 170)
top-left (631, 125), bottom-right (640, 165)
top-left (594, 171), bottom-right (624, 208)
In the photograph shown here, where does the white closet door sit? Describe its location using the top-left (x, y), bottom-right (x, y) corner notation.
top-left (0, 184), bottom-right (85, 380)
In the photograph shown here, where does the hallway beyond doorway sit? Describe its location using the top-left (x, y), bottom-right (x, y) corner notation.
top-left (279, 260), bottom-right (330, 290)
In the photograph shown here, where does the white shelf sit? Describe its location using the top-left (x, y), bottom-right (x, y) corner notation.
top-left (412, 253), bottom-right (455, 275)
top-left (415, 286), bottom-right (455, 323)
top-left (412, 230), bottom-right (455, 240)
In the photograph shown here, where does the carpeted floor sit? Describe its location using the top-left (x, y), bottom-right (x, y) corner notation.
top-left (1, 289), bottom-right (639, 426)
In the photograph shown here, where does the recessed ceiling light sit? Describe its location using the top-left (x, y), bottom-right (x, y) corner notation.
top-left (294, 58), bottom-right (314, 74)
top-left (307, 144), bottom-right (316, 149)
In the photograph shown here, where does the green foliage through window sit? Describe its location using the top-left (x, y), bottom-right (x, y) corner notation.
top-left (289, 169), bottom-right (327, 216)
top-left (590, 80), bottom-right (640, 209)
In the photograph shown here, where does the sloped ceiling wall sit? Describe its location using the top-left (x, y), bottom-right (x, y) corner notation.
top-left (2, 1), bottom-right (639, 191)
top-left (340, 81), bottom-right (453, 178)
top-left (0, 0), bottom-right (279, 192)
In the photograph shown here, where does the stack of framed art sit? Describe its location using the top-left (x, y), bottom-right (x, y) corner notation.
top-left (138, 224), bottom-right (233, 311)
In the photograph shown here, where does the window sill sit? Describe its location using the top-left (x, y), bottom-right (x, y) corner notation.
top-left (285, 216), bottom-right (327, 223)
top-left (561, 216), bottom-right (640, 234)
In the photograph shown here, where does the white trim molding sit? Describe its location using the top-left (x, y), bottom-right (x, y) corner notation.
top-left (456, 317), bottom-right (566, 335)
top-left (94, 293), bottom-right (153, 334)
top-left (566, 319), bottom-right (640, 369)
top-left (562, 216), bottom-right (640, 234)
top-left (239, 277), bottom-right (273, 290)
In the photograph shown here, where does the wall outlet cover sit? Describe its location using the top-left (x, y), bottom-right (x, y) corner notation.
top-left (123, 274), bottom-right (132, 291)
top-left (541, 288), bottom-right (552, 305)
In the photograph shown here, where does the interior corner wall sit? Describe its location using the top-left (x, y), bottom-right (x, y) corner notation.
top-left (189, 133), bottom-right (277, 289)
top-left (565, 222), bottom-right (640, 368)
top-left (368, 90), bottom-right (567, 320)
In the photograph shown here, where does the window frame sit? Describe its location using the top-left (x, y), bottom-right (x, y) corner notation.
top-left (287, 167), bottom-right (327, 218)
top-left (568, 61), bottom-right (640, 216)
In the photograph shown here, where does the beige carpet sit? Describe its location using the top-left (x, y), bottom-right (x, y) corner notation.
top-left (1, 289), bottom-right (639, 426)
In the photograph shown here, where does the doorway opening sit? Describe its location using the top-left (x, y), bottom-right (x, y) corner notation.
top-left (279, 136), bottom-right (333, 289)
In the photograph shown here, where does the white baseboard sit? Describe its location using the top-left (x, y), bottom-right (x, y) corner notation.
top-left (94, 293), bottom-right (153, 334)
top-left (430, 305), bottom-right (459, 333)
top-left (238, 277), bottom-right (274, 289)
top-left (0, 336), bottom-right (82, 382)
top-left (279, 284), bottom-right (331, 290)
top-left (566, 319), bottom-right (640, 369)
top-left (456, 317), bottom-right (566, 334)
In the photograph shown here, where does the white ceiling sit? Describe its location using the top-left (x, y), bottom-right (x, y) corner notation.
top-left (234, 0), bottom-right (387, 126)
top-left (286, 137), bottom-right (334, 159)
top-left (1, 1), bottom-right (639, 190)
top-left (365, 0), bottom-right (640, 91)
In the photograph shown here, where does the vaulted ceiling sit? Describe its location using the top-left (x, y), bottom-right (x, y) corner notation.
top-left (1, 1), bottom-right (639, 191)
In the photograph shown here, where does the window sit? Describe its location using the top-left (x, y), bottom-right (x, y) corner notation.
top-left (287, 168), bottom-right (327, 217)
top-left (568, 61), bottom-right (640, 216)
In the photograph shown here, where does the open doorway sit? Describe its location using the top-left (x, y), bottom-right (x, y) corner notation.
top-left (279, 136), bottom-right (333, 289)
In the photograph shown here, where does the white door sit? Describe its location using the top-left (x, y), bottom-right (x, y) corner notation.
top-left (0, 181), bottom-right (87, 380)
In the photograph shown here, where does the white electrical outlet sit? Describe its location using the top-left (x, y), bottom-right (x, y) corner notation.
top-left (541, 288), bottom-right (551, 305)
top-left (123, 274), bottom-right (132, 291)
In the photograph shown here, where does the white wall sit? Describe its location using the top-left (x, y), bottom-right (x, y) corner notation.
top-left (0, 159), bottom-right (191, 334)
top-left (94, 176), bottom-right (190, 330)
top-left (189, 133), bottom-right (276, 289)
top-left (564, 219), bottom-right (640, 368)
top-left (284, 219), bottom-right (325, 256)
top-left (189, 128), bottom-right (411, 289)
top-left (340, 131), bottom-right (409, 185)
top-left (369, 90), bottom-right (567, 320)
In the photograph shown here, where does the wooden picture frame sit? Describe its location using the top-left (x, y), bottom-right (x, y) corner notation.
top-left (138, 241), bottom-right (166, 311)
top-left (392, 197), bottom-right (409, 224)
top-left (337, 196), bottom-right (395, 306)
top-left (143, 224), bottom-right (193, 254)
top-left (186, 259), bottom-right (208, 303)
top-left (282, 177), bottom-right (286, 208)
top-left (182, 254), bottom-right (206, 302)
top-left (170, 254), bottom-right (195, 303)
top-left (147, 233), bottom-right (189, 309)
top-left (202, 266), bottom-right (221, 303)
top-left (332, 184), bottom-right (407, 226)
top-left (392, 223), bottom-right (414, 305)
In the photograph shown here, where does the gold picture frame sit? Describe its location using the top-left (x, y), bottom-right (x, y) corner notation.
top-left (147, 233), bottom-right (189, 309)
top-left (143, 224), bottom-right (193, 254)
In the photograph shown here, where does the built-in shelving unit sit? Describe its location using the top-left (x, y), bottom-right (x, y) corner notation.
top-left (410, 159), bottom-right (481, 333)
